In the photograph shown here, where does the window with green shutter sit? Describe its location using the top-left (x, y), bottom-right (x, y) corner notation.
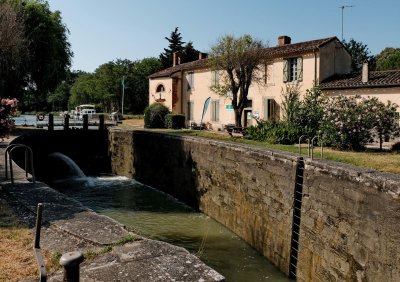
top-left (284, 57), bottom-right (303, 82)
top-left (211, 100), bottom-right (220, 122)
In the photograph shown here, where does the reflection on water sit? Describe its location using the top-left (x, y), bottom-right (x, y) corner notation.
top-left (57, 176), bottom-right (289, 282)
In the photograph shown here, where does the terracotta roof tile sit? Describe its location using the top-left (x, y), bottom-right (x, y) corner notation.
top-left (149, 37), bottom-right (339, 78)
top-left (320, 71), bottom-right (400, 89)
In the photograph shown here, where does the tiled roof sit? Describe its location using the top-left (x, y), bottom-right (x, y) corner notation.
top-left (149, 37), bottom-right (339, 78)
top-left (320, 71), bottom-right (400, 89)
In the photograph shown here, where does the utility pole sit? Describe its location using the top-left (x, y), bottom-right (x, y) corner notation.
top-left (339, 5), bottom-right (354, 41)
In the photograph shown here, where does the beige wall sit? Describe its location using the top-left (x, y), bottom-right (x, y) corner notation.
top-left (149, 77), bottom-right (174, 111)
top-left (323, 87), bottom-right (400, 110)
top-left (319, 40), bottom-right (351, 81)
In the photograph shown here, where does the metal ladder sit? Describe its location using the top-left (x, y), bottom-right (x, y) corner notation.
top-left (289, 157), bottom-right (305, 279)
top-left (5, 144), bottom-right (36, 184)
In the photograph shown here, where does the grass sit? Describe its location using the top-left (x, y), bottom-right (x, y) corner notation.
top-left (0, 197), bottom-right (61, 281)
top-left (152, 129), bottom-right (400, 175)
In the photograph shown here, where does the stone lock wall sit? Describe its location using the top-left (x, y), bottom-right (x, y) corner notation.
top-left (297, 161), bottom-right (400, 282)
top-left (108, 129), bottom-right (400, 281)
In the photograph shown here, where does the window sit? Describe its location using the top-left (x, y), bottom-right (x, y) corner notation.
top-left (211, 100), bottom-right (220, 122)
top-left (187, 101), bottom-right (194, 120)
top-left (211, 71), bottom-right (219, 87)
top-left (263, 98), bottom-right (276, 121)
top-left (187, 72), bottom-right (194, 91)
top-left (264, 63), bottom-right (274, 84)
top-left (156, 84), bottom-right (165, 93)
top-left (283, 57), bottom-right (303, 82)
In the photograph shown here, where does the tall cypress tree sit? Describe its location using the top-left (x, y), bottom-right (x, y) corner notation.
top-left (159, 27), bottom-right (185, 68)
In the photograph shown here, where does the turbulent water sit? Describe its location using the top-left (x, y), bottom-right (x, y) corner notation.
top-left (56, 176), bottom-right (289, 282)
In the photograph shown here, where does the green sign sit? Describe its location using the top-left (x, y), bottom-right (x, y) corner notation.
top-left (226, 105), bottom-right (233, 111)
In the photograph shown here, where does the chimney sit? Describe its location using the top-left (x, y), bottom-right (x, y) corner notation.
top-left (198, 52), bottom-right (208, 60)
top-left (278, 36), bottom-right (291, 46)
top-left (362, 60), bottom-right (369, 83)
top-left (173, 52), bottom-right (181, 67)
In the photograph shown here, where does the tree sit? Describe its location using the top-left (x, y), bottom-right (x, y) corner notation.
top-left (209, 34), bottom-right (266, 127)
top-left (159, 27), bottom-right (185, 68)
top-left (21, 0), bottom-right (73, 111)
top-left (0, 1), bottom-right (28, 99)
top-left (181, 41), bottom-right (199, 63)
top-left (343, 38), bottom-right (375, 73)
top-left (159, 27), bottom-right (200, 68)
top-left (375, 48), bottom-right (400, 71)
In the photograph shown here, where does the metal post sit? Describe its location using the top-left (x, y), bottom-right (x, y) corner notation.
top-left (64, 115), bottom-right (70, 130)
top-left (99, 114), bottom-right (105, 130)
top-left (48, 114), bottom-right (54, 131)
top-left (60, 251), bottom-right (84, 282)
top-left (35, 203), bottom-right (43, 249)
top-left (82, 114), bottom-right (88, 130)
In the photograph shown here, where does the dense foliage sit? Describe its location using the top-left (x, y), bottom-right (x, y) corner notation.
top-left (68, 58), bottom-right (162, 114)
top-left (165, 113), bottom-right (185, 129)
top-left (248, 86), bottom-right (399, 151)
top-left (144, 103), bottom-right (170, 128)
top-left (159, 27), bottom-right (199, 68)
top-left (375, 48), bottom-right (400, 71)
top-left (0, 0), bottom-right (72, 112)
top-left (343, 38), bottom-right (375, 73)
top-left (0, 98), bottom-right (18, 138)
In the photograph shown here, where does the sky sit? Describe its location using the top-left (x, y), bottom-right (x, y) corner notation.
top-left (47, 0), bottom-right (400, 73)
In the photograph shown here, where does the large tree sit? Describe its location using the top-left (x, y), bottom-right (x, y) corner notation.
top-left (159, 27), bottom-right (199, 68)
top-left (208, 34), bottom-right (266, 127)
top-left (343, 38), bottom-right (375, 73)
top-left (0, 0), bottom-right (72, 112)
top-left (159, 27), bottom-right (185, 68)
top-left (375, 47), bottom-right (400, 71)
top-left (0, 1), bottom-right (28, 99)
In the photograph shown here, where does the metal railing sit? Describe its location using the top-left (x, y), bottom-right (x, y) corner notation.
top-left (299, 135), bottom-right (324, 160)
top-left (5, 144), bottom-right (36, 185)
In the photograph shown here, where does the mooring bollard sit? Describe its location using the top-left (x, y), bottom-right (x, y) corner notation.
top-left (82, 114), bottom-right (88, 130)
top-left (64, 115), bottom-right (70, 130)
top-left (99, 114), bottom-right (105, 130)
top-left (59, 251), bottom-right (84, 282)
top-left (48, 114), bottom-right (54, 131)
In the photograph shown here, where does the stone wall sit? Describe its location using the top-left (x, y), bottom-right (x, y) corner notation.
top-left (108, 129), bottom-right (400, 281)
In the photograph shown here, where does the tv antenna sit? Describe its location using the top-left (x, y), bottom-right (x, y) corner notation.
top-left (339, 5), bottom-right (354, 41)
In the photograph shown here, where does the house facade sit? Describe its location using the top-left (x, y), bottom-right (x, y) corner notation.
top-left (149, 36), bottom-right (382, 129)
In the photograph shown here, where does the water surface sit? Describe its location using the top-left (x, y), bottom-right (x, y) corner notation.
top-left (57, 176), bottom-right (289, 282)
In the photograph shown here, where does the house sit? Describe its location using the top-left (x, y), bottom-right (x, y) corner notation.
top-left (320, 62), bottom-right (400, 106)
top-left (148, 36), bottom-right (355, 129)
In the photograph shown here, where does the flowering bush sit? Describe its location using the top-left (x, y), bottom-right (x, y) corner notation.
top-left (319, 95), bottom-right (400, 150)
top-left (0, 98), bottom-right (18, 139)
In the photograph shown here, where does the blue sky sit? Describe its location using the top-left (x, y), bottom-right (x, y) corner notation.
top-left (47, 0), bottom-right (400, 72)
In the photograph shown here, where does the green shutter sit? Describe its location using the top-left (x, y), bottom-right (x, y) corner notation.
top-left (283, 60), bottom-right (289, 82)
top-left (216, 100), bottom-right (220, 121)
top-left (297, 57), bottom-right (303, 81)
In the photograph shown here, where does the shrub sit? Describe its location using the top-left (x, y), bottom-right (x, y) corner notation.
top-left (391, 141), bottom-right (400, 151)
top-left (247, 120), bottom-right (300, 144)
top-left (144, 103), bottom-right (170, 128)
top-left (165, 113), bottom-right (185, 129)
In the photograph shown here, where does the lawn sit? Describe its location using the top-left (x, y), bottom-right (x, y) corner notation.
top-left (155, 129), bottom-right (400, 175)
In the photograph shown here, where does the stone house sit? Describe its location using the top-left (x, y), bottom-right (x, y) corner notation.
top-left (148, 35), bottom-right (400, 129)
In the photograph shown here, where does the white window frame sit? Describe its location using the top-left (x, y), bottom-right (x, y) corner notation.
top-left (283, 57), bottom-right (303, 82)
top-left (211, 100), bottom-right (220, 122)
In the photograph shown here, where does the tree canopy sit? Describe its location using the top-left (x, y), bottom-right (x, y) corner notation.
top-left (343, 38), bottom-right (375, 73)
top-left (209, 34), bottom-right (266, 127)
top-left (69, 58), bottom-right (162, 114)
top-left (0, 0), bottom-right (72, 112)
top-left (375, 47), bottom-right (400, 71)
top-left (159, 27), bottom-right (199, 68)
